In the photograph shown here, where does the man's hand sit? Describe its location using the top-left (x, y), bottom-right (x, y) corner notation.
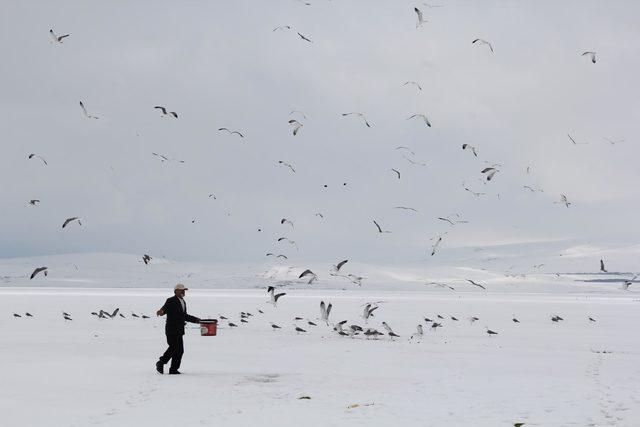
top-left (156, 309), bottom-right (164, 316)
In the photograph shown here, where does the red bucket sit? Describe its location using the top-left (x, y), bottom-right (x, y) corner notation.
top-left (200, 319), bottom-right (218, 336)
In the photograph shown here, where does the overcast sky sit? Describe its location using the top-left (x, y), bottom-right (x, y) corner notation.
top-left (1, 0), bottom-right (639, 263)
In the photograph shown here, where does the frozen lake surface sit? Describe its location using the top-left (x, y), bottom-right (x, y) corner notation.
top-left (2, 287), bottom-right (639, 426)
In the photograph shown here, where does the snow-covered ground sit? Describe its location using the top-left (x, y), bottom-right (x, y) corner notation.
top-left (2, 286), bottom-right (640, 426)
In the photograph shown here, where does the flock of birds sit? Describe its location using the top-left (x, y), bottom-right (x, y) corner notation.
top-left (17, 6), bottom-right (635, 300)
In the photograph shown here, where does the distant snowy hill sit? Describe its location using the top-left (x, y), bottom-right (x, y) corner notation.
top-left (2, 240), bottom-right (638, 293)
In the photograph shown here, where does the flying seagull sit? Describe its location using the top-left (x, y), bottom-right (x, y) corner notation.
top-left (218, 128), bottom-right (244, 138)
top-left (79, 101), bottom-right (99, 119)
top-left (299, 269), bottom-right (317, 284)
top-left (333, 259), bottom-right (349, 272)
top-left (466, 279), bottom-right (487, 290)
top-left (430, 233), bottom-right (446, 256)
top-left (600, 259), bottom-right (607, 273)
top-left (394, 206), bottom-right (419, 212)
top-left (267, 286), bottom-right (286, 306)
top-left (390, 169), bottom-right (401, 179)
top-left (342, 112), bottom-right (371, 127)
top-left (320, 301), bottom-right (332, 324)
top-left (62, 217), bottom-right (82, 229)
top-left (273, 25), bottom-right (291, 32)
top-left (28, 154), bottom-right (47, 165)
top-left (29, 199), bottom-right (40, 206)
top-left (438, 216), bottom-right (468, 226)
top-left (558, 194), bottom-right (571, 208)
top-left (462, 181), bottom-right (485, 197)
top-left (281, 218), bottom-right (294, 228)
top-left (49, 29), bottom-right (70, 43)
top-left (154, 106), bottom-right (178, 118)
top-left (481, 167), bottom-right (498, 181)
top-left (403, 81), bottom-right (422, 91)
top-left (567, 133), bottom-right (588, 145)
top-left (278, 160), bottom-right (295, 173)
top-left (142, 254), bottom-right (152, 265)
top-left (472, 38), bottom-right (494, 52)
top-left (407, 114), bottom-right (431, 127)
top-left (30, 267), bottom-right (48, 280)
top-left (297, 32), bottom-right (313, 43)
top-left (362, 304), bottom-right (379, 323)
top-left (462, 143), bottom-right (478, 157)
top-left (414, 7), bottom-right (426, 28)
top-left (523, 185), bottom-right (543, 193)
top-left (290, 110), bottom-right (307, 119)
top-left (622, 274), bottom-right (638, 290)
top-left (288, 119), bottom-right (303, 136)
top-left (373, 220), bottom-right (390, 234)
top-left (581, 51), bottom-right (596, 64)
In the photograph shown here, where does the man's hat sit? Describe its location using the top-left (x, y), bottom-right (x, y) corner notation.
top-left (174, 283), bottom-right (188, 291)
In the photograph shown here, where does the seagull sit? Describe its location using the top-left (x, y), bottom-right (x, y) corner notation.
top-left (277, 237), bottom-right (298, 250)
top-left (281, 218), bottom-right (294, 228)
top-left (49, 29), bottom-right (70, 43)
top-left (462, 144), bottom-right (478, 157)
top-left (347, 274), bottom-right (364, 286)
top-left (142, 254), bottom-right (152, 265)
top-left (333, 259), bottom-right (349, 272)
top-left (25, 312), bottom-right (33, 317)
top-left (362, 304), bottom-right (379, 323)
top-left (273, 25), bottom-right (291, 32)
top-left (30, 267), bottom-right (48, 280)
top-left (410, 324), bottom-right (424, 340)
top-left (603, 137), bottom-right (625, 145)
top-left (438, 216), bottom-right (468, 226)
top-left (288, 119), bottom-right (303, 136)
top-left (29, 199), bottom-right (40, 206)
top-left (425, 281), bottom-right (455, 291)
top-left (558, 194), bottom-right (571, 208)
top-left (271, 323), bottom-right (281, 330)
top-left (512, 315), bottom-right (520, 323)
top-left (267, 286), bottom-right (286, 306)
top-left (582, 51), bottom-right (596, 64)
top-left (430, 233), bottom-right (446, 256)
top-left (62, 217), bottom-right (82, 229)
top-left (294, 326), bottom-right (307, 333)
top-left (403, 81), bottom-right (422, 91)
top-left (486, 328), bottom-right (498, 336)
top-left (297, 32), bottom-right (313, 43)
top-left (600, 259), bottom-right (607, 273)
top-left (481, 167), bottom-right (498, 181)
top-left (523, 185), bottom-right (543, 193)
top-left (394, 206), bottom-right (419, 212)
top-left (567, 133), bottom-right (588, 145)
top-left (228, 322), bottom-right (238, 327)
top-left (154, 106), bottom-right (178, 118)
top-left (13, 313), bottom-right (22, 318)
top-left (472, 38), bottom-right (494, 52)
top-left (278, 160), bottom-right (295, 173)
top-left (395, 146), bottom-right (416, 155)
top-left (373, 220), bottom-right (390, 234)
top-left (218, 128), bottom-right (244, 138)
top-left (622, 274), bottom-right (638, 290)
top-left (466, 279), bottom-right (486, 290)
top-left (390, 169), bottom-right (401, 179)
top-left (290, 110), bottom-right (307, 119)
top-left (78, 101), bottom-right (99, 119)
top-left (382, 322), bottom-right (399, 338)
top-left (320, 301), bottom-right (332, 324)
top-left (407, 114), bottom-right (431, 127)
top-left (342, 112), bottom-right (371, 127)
top-left (588, 317), bottom-right (596, 322)
top-left (28, 154), bottom-right (47, 165)
top-left (414, 7), bottom-right (426, 28)
top-left (462, 181), bottom-right (485, 197)
top-left (299, 269), bottom-right (317, 284)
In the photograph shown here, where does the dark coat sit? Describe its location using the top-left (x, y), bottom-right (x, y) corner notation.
top-left (161, 295), bottom-right (200, 335)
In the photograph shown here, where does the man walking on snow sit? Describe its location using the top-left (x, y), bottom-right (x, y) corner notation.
top-left (156, 283), bottom-right (201, 374)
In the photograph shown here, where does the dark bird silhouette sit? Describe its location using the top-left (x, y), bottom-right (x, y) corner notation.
top-left (62, 217), bottom-right (81, 229)
top-left (466, 279), bottom-right (486, 290)
top-left (218, 128), bottom-right (244, 138)
top-left (142, 254), bottom-right (152, 265)
top-left (28, 154), bottom-right (47, 165)
top-left (486, 328), bottom-right (498, 336)
top-left (271, 323), bottom-right (281, 330)
top-left (79, 101), bottom-right (99, 119)
top-left (154, 106), bottom-right (178, 118)
top-left (297, 32), bottom-right (313, 43)
top-left (588, 317), bottom-right (596, 322)
top-left (30, 267), bottom-right (48, 280)
top-left (373, 220), bottom-right (390, 233)
top-left (13, 313), bottom-right (21, 318)
top-left (49, 29), bottom-right (70, 43)
top-left (600, 259), bottom-right (607, 273)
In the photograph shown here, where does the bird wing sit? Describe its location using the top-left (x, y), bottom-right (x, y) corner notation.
top-left (170, 112), bottom-right (178, 118)
top-left (154, 106), bottom-right (167, 114)
top-left (391, 169), bottom-right (400, 179)
top-left (49, 30), bottom-right (58, 42)
top-left (373, 220), bottom-right (382, 233)
top-left (336, 260), bottom-right (348, 271)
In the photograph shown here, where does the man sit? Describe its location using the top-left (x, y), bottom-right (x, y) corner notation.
top-left (155, 283), bottom-right (201, 375)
